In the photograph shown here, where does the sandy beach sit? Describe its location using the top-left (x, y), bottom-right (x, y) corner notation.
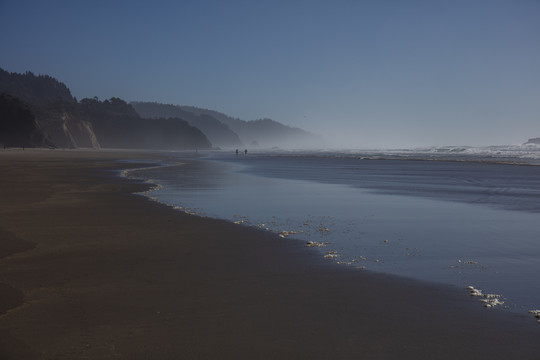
top-left (0, 149), bottom-right (539, 359)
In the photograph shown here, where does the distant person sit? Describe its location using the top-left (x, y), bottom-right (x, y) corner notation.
top-left (244, 149), bottom-right (247, 155)
top-left (236, 149), bottom-right (239, 155)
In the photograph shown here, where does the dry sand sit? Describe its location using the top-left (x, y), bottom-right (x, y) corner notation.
top-left (0, 149), bottom-right (539, 359)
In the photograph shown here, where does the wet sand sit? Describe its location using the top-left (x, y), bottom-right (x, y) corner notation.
top-left (0, 149), bottom-right (539, 359)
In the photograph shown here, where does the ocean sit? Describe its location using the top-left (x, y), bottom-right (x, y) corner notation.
top-left (123, 145), bottom-right (540, 321)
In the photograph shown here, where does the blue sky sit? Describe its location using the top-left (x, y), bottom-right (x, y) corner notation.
top-left (1, 0), bottom-right (539, 148)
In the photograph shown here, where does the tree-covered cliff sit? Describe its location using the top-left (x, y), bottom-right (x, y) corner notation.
top-left (134, 102), bottom-right (321, 149)
top-left (0, 69), bottom-right (212, 150)
top-left (0, 68), bottom-right (97, 148)
top-left (131, 101), bottom-right (242, 148)
top-left (1, 68), bottom-right (318, 150)
top-left (179, 105), bottom-right (321, 148)
top-left (0, 93), bottom-right (51, 148)
top-left (81, 97), bottom-right (211, 150)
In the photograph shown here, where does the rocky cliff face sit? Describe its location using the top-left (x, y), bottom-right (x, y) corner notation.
top-left (54, 113), bottom-right (100, 149)
top-left (33, 103), bottom-right (102, 149)
top-left (0, 69), bottom-right (211, 150)
top-left (0, 68), bottom-right (101, 149)
top-left (80, 97), bottom-right (211, 150)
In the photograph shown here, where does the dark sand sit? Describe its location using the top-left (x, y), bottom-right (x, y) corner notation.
top-left (0, 149), bottom-right (539, 359)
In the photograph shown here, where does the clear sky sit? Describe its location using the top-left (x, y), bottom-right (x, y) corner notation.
top-left (1, 0), bottom-right (539, 148)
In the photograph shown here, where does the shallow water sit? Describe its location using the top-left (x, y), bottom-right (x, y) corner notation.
top-left (126, 150), bottom-right (540, 317)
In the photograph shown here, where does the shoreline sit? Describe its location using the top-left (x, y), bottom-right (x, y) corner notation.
top-left (131, 152), bottom-right (540, 313)
top-left (1, 149), bottom-right (539, 359)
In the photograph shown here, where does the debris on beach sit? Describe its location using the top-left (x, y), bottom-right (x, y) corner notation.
top-left (457, 259), bottom-right (479, 265)
top-left (317, 226), bottom-right (330, 233)
top-left (183, 209), bottom-right (203, 216)
top-left (305, 241), bottom-right (327, 247)
top-left (466, 286), bottom-right (504, 308)
top-left (233, 216), bottom-right (250, 224)
top-left (324, 251), bottom-right (339, 259)
top-left (257, 223), bottom-right (270, 231)
top-left (528, 310), bottom-right (540, 323)
top-left (479, 297), bottom-right (504, 308)
top-left (278, 230), bottom-right (298, 238)
top-left (467, 286), bottom-right (483, 297)
top-left (351, 256), bottom-right (367, 262)
top-left (451, 259), bottom-right (483, 270)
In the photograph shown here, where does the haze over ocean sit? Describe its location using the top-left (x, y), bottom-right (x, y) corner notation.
top-left (1, 0), bottom-right (539, 148)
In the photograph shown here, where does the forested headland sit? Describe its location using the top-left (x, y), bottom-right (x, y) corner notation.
top-left (1, 68), bottom-right (318, 150)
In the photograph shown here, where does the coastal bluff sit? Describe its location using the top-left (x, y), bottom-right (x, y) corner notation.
top-left (1, 68), bottom-right (319, 151)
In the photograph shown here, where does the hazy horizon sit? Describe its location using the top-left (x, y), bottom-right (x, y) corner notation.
top-left (1, 0), bottom-right (539, 149)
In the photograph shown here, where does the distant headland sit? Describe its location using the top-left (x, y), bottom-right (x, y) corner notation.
top-left (0, 68), bottom-right (319, 150)
top-left (525, 137), bottom-right (540, 145)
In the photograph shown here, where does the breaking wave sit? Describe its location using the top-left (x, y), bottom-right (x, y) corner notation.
top-left (250, 144), bottom-right (540, 165)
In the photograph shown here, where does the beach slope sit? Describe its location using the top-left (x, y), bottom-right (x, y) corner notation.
top-left (0, 149), bottom-right (539, 359)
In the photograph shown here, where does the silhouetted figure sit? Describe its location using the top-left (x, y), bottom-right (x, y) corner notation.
top-left (236, 149), bottom-right (239, 155)
top-left (244, 149), bottom-right (247, 155)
